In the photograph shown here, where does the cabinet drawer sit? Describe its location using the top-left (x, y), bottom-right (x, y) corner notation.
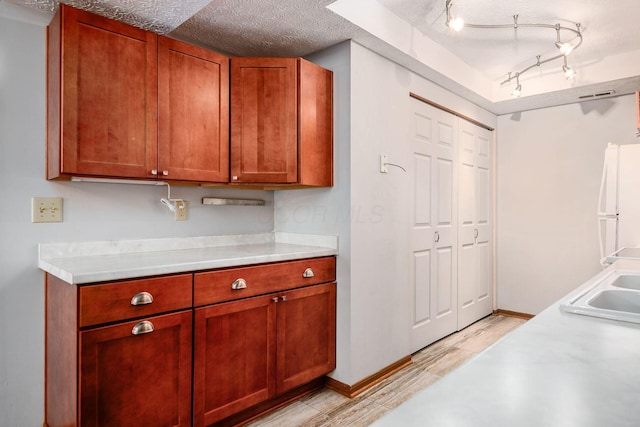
top-left (194, 256), bottom-right (336, 306)
top-left (79, 274), bottom-right (192, 327)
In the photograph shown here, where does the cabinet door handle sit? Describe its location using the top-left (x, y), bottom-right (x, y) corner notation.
top-left (231, 278), bottom-right (247, 290)
top-left (272, 297), bottom-right (279, 303)
top-left (303, 268), bottom-right (315, 278)
top-left (131, 320), bottom-right (154, 335)
top-left (162, 170), bottom-right (169, 176)
top-left (474, 229), bottom-right (479, 239)
top-left (130, 291), bottom-right (153, 306)
top-left (434, 231), bottom-right (440, 243)
top-left (281, 295), bottom-right (287, 302)
top-left (151, 169), bottom-right (158, 176)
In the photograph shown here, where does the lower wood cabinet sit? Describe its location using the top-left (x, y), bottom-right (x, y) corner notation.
top-left (79, 311), bottom-right (192, 427)
top-left (193, 282), bottom-right (336, 426)
top-left (45, 274), bottom-right (193, 427)
top-left (45, 256), bottom-right (336, 427)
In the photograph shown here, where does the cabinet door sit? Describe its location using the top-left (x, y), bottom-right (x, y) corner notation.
top-left (79, 311), bottom-right (192, 427)
top-left (193, 295), bottom-right (277, 426)
top-left (409, 98), bottom-right (458, 353)
top-left (458, 120), bottom-right (493, 329)
top-left (277, 282), bottom-right (336, 393)
top-left (54, 5), bottom-right (158, 179)
top-left (298, 59), bottom-right (334, 187)
top-left (158, 37), bottom-right (229, 182)
top-left (230, 57), bottom-right (298, 183)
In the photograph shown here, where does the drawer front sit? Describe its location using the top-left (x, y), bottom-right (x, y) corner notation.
top-left (79, 274), bottom-right (192, 327)
top-left (194, 256), bottom-right (336, 306)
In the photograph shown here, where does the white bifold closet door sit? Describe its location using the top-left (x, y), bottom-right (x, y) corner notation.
top-left (409, 98), bottom-right (458, 354)
top-left (457, 119), bottom-right (493, 330)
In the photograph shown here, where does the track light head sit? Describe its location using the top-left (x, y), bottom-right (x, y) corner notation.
top-left (448, 16), bottom-right (464, 31)
top-left (445, 0), bottom-right (464, 31)
top-left (562, 57), bottom-right (577, 79)
top-left (511, 85), bottom-right (522, 98)
top-left (555, 41), bottom-right (575, 56)
top-left (563, 64), bottom-right (576, 79)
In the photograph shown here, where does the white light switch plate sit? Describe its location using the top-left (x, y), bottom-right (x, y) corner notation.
top-left (32, 197), bottom-right (63, 223)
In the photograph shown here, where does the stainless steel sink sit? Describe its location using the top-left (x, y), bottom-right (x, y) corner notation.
top-left (612, 274), bottom-right (640, 290)
top-left (561, 271), bottom-right (640, 324)
top-left (589, 290), bottom-right (640, 313)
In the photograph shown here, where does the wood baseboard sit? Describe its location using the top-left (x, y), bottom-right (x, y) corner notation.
top-left (325, 355), bottom-right (412, 399)
top-left (494, 309), bottom-right (534, 320)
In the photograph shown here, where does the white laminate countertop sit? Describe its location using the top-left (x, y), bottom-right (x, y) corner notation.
top-left (38, 232), bottom-right (338, 285)
top-left (372, 259), bottom-right (640, 427)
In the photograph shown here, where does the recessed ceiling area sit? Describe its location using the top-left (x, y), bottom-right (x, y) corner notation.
top-left (3, 0), bottom-right (639, 114)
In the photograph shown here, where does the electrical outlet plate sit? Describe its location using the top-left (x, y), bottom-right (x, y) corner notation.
top-left (174, 200), bottom-right (188, 221)
top-left (32, 197), bottom-right (63, 223)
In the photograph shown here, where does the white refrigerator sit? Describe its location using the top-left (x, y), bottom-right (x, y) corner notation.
top-left (598, 143), bottom-right (640, 263)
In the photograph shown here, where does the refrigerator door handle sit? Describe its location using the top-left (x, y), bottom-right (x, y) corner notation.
top-left (597, 144), bottom-right (619, 263)
top-left (597, 144), bottom-right (618, 217)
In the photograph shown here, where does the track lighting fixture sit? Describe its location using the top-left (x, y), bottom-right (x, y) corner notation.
top-left (444, 0), bottom-right (583, 97)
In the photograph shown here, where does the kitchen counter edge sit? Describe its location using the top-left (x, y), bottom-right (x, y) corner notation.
top-left (38, 232), bottom-right (338, 285)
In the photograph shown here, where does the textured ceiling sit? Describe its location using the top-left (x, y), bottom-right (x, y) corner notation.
top-left (4, 0), bottom-right (640, 114)
top-left (171, 0), bottom-right (358, 57)
top-left (9, 0), bottom-right (214, 33)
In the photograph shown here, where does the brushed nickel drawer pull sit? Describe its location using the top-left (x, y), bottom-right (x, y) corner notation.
top-left (232, 278), bottom-right (247, 290)
top-left (131, 320), bottom-right (154, 335)
top-left (303, 268), bottom-right (315, 278)
top-left (130, 291), bottom-right (153, 306)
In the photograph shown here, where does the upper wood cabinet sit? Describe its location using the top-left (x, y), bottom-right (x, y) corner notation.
top-left (230, 57), bottom-right (333, 187)
top-left (158, 37), bottom-right (229, 182)
top-left (47, 4), bottom-right (158, 180)
top-left (47, 4), bottom-right (229, 183)
top-left (47, 4), bottom-right (333, 187)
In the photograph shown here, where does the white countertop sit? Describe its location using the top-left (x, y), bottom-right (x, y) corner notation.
top-left (372, 259), bottom-right (640, 427)
top-left (38, 232), bottom-right (338, 284)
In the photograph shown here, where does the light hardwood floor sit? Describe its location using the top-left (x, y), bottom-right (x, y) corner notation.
top-left (246, 314), bottom-right (527, 427)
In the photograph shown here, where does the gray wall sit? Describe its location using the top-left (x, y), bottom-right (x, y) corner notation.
top-left (0, 12), bottom-right (273, 425)
top-left (277, 41), bottom-right (497, 385)
top-left (276, 41), bottom-right (354, 381)
top-left (496, 95), bottom-right (639, 314)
